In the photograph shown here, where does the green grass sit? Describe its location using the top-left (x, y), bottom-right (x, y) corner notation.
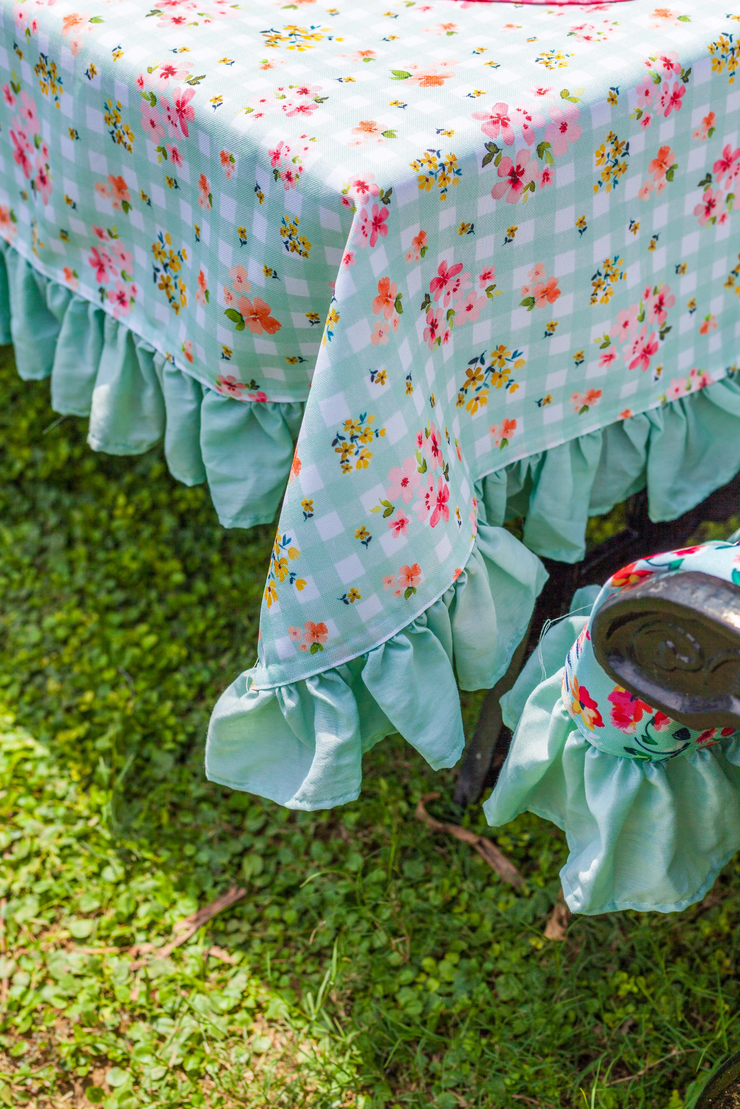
top-left (1, 346), bottom-right (740, 1109)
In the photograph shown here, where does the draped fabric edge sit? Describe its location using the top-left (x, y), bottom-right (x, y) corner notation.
top-left (205, 517), bottom-right (548, 810)
top-left (484, 592), bottom-right (740, 915)
top-left (3, 232), bottom-right (739, 552)
top-left (0, 237), bottom-right (305, 530)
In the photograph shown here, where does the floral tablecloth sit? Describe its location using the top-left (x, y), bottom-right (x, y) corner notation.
top-left (3, 0), bottom-right (740, 806)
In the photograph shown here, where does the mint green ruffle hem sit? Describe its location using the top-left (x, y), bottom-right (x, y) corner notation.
top-left (484, 590), bottom-right (740, 915)
top-left (0, 240), bottom-right (304, 529)
top-left (477, 375), bottom-right (740, 563)
top-left (206, 520), bottom-right (548, 810)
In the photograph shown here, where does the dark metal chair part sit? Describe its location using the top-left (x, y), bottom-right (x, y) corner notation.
top-left (695, 1049), bottom-right (740, 1108)
top-left (453, 470), bottom-right (740, 810)
top-left (592, 571), bottom-right (740, 731)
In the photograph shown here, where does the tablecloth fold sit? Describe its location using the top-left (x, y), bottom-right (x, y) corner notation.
top-left (477, 372), bottom-right (740, 562)
top-left (206, 517), bottom-right (547, 809)
top-left (0, 240), bottom-right (304, 528)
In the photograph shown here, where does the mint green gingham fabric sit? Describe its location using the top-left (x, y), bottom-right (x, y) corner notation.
top-left (2, 0), bottom-right (740, 703)
top-left (485, 544), bottom-right (740, 915)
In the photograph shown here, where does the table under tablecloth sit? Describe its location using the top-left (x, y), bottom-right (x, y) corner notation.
top-left (3, 0), bottom-right (740, 807)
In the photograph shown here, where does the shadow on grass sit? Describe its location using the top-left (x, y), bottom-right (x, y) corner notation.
top-left (1, 349), bottom-right (739, 1109)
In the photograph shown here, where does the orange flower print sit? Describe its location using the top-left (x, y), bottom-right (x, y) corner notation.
top-left (373, 276), bottom-right (398, 320)
top-left (610, 561), bottom-right (654, 589)
top-left (237, 296), bottom-right (282, 335)
top-left (405, 229), bottom-right (428, 263)
top-left (568, 676), bottom-right (603, 731)
top-left (299, 621), bottom-right (329, 653)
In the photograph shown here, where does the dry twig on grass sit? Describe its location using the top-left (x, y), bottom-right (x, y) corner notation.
top-left (543, 891), bottom-right (571, 941)
top-left (130, 885), bottom-right (247, 967)
top-left (415, 793), bottom-right (524, 887)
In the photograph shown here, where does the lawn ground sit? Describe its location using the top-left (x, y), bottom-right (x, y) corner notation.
top-left (1, 346), bottom-right (739, 1109)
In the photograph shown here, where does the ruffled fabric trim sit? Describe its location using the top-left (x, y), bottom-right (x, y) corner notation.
top-left (484, 592), bottom-right (740, 915)
top-left (0, 240), bottom-right (304, 530)
top-left (206, 519), bottom-right (548, 810)
top-left (476, 373), bottom-right (740, 563)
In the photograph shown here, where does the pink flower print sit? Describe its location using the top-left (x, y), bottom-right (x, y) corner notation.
top-left (108, 280), bottom-right (133, 319)
top-left (371, 319), bottom-right (390, 346)
top-left (414, 473), bottom-right (436, 523)
top-left (424, 424), bottom-right (444, 470)
top-left (347, 174), bottom-right (379, 204)
top-left (472, 101), bottom-right (514, 145)
top-left (639, 113), bottom-right (653, 131)
top-left (645, 286), bottom-right (675, 326)
top-left (638, 179), bottom-right (654, 201)
top-left (694, 187), bottom-right (724, 227)
top-left (110, 240), bottom-right (133, 271)
top-left (713, 143), bottom-right (740, 183)
top-left (457, 290), bottom-right (486, 324)
top-left (431, 260), bottom-right (464, 306)
top-left (19, 91), bottom-right (38, 131)
top-left (167, 144), bottom-right (184, 168)
top-left (478, 267), bottom-right (495, 287)
top-left (658, 81), bottom-right (685, 119)
top-left (62, 266), bottom-right (78, 289)
top-left (216, 374), bottom-right (246, 398)
top-left (539, 165), bottom-right (554, 188)
top-left (368, 204), bottom-right (389, 247)
top-left (229, 264), bottom-right (250, 294)
top-left (398, 563), bottom-right (422, 590)
top-left (429, 477), bottom-right (450, 528)
top-left (689, 367), bottom-right (713, 389)
top-left (511, 105), bottom-right (545, 146)
top-left (223, 286), bottom-right (235, 306)
top-left (623, 324), bottom-right (658, 372)
top-left (599, 348), bottom-right (619, 368)
top-left (288, 626), bottom-right (303, 643)
top-left (283, 98), bottom-right (319, 118)
top-left (635, 75), bottom-right (653, 110)
top-left (387, 457), bottom-right (422, 504)
top-left (527, 262), bottom-right (546, 286)
top-left (656, 50), bottom-right (681, 75)
top-left (382, 574), bottom-right (398, 591)
top-left (92, 225), bottom-right (107, 241)
top-left (545, 104), bottom-right (581, 158)
top-left (423, 306), bottom-right (443, 350)
top-left (666, 376), bottom-right (687, 401)
top-left (2, 85), bottom-right (15, 108)
top-left (141, 101), bottom-right (165, 143)
top-left (699, 313), bottom-right (718, 336)
top-left (388, 511), bottom-right (410, 538)
top-left (171, 85), bottom-right (196, 137)
top-left (611, 304), bottom-right (639, 343)
top-left (88, 246), bottom-right (115, 284)
top-left (34, 160), bottom-right (53, 205)
top-left (529, 85), bottom-right (555, 100)
top-left (10, 126), bottom-right (32, 178)
top-left (342, 250), bottom-right (356, 267)
top-left (491, 149), bottom-right (540, 204)
top-left (155, 60), bottom-right (192, 90)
